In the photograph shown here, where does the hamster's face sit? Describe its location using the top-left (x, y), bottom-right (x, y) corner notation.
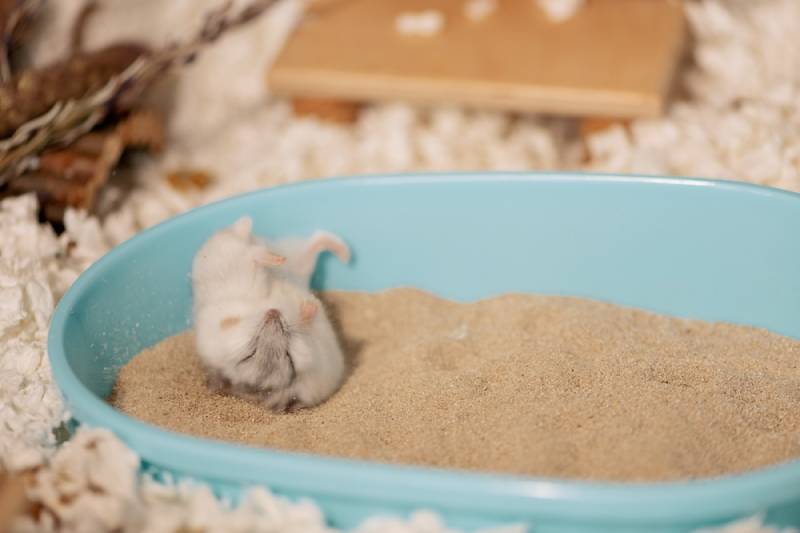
top-left (195, 301), bottom-right (261, 371)
top-left (195, 299), bottom-right (298, 394)
top-left (253, 283), bottom-right (319, 377)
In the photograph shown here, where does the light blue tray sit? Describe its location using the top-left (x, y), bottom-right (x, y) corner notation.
top-left (49, 173), bottom-right (800, 532)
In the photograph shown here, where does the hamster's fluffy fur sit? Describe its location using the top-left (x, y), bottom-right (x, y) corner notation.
top-left (191, 217), bottom-right (349, 411)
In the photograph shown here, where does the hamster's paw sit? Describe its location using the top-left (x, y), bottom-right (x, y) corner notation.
top-left (265, 390), bottom-right (306, 413)
top-left (254, 247), bottom-right (286, 266)
top-left (206, 369), bottom-right (232, 395)
top-left (299, 300), bottom-right (318, 326)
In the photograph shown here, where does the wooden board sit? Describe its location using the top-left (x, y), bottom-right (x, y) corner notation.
top-left (267, 0), bottom-right (687, 118)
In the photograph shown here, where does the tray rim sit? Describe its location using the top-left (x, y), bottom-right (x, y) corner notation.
top-left (48, 172), bottom-right (800, 526)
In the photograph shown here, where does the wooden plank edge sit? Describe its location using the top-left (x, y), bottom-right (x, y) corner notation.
top-left (267, 69), bottom-right (665, 118)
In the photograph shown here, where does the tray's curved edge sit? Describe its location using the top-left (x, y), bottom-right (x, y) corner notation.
top-left (47, 172), bottom-right (800, 530)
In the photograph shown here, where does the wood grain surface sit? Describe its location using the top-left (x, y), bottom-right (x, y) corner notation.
top-left (268, 0), bottom-right (687, 117)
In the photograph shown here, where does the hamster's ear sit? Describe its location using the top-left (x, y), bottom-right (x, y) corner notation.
top-left (231, 216), bottom-right (253, 237)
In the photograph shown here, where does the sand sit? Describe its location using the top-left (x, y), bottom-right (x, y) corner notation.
top-left (110, 288), bottom-right (800, 482)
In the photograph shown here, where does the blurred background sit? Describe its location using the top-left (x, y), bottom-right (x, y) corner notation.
top-left (1, 0), bottom-right (798, 241)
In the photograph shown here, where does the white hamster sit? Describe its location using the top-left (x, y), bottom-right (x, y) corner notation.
top-left (191, 216), bottom-right (350, 412)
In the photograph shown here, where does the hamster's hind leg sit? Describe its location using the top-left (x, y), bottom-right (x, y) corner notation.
top-left (206, 369), bottom-right (232, 395)
top-left (292, 231), bottom-right (351, 286)
top-left (264, 389), bottom-right (304, 413)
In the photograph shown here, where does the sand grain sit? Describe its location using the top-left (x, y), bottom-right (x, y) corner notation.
top-left (110, 289), bottom-right (800, 481)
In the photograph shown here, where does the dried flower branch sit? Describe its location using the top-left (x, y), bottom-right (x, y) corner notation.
top-left (0, 0), bottom-right (45, 82)
top-left (3, 110), bottom-right (164, 222)
top-left (0, 43), bottom-right (148, 138)
top-left (69, 0), bottom-right (99, 53)
top-left (0, 0), bottom-right (279, 185)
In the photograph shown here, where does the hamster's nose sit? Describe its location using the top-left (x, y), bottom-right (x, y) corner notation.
top-left (265, 309), bottom-right (281, 322)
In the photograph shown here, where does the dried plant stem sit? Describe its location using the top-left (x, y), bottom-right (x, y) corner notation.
top-left (0, 0), bottom-right (45, 82)
top-left (70, 0), bottom-right (99, 53)
top-left (0, 0), bottom-right (280, 185)
top-left (3, 110), bottom-right (164, 222)
top-left (0, 43), bottom-right (147, 138)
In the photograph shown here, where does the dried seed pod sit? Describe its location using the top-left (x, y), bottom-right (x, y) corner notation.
top-left (292, 97), bottom-right (361, 124)
top-left (1, 110), bottom-right (163, 222)
top-left (167, 169), bottom-right (214, 191)
top-left (578, 116), bottom-right (631, 138)
top-left (66, 131), bottom-right (113, 156)
top-left (6, 170), bottom-right (92, 207)
top-left (7, 131), bottom-right (121, 210)
top-left (37, 149), bottom-right (98, 180)
top-left (115, 109), bottom-right (164, 151)
top-left (0, 43), bottom-right (149, 138)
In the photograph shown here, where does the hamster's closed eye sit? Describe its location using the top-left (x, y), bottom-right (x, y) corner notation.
top-left (238, 346), bottom-right (257, 365)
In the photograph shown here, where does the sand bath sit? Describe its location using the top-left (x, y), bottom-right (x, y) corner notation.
top-left (110, 288), bottom-right (800, 482)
